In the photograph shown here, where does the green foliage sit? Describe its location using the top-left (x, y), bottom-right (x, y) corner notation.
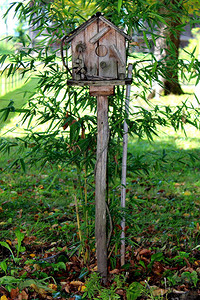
top-left (0, 137), bottom-right (200, 296)
top-left (0, 259), bottom-right (8, 274)
top-left (180, 28), bottom-right (200, 60)
top-left (14, 22), bottom-right (28, 46)
top-left (0, 229), bottom-right (26, 264)
top-left (0, 40), bottom-right (15, 55)
top-left (83, 273), bottom-right (126, 299)
top-left (0, 0), bottom-right (199, 175)
top-left (126, 282), bottom-right (144, 300)
top-left (0, 0), bottom-right (200, 290)
top-left (167, 270), bottom-right (199, 287)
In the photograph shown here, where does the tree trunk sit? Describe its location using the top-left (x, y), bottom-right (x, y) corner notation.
top-left (149, 0), bottom-right (184, 98)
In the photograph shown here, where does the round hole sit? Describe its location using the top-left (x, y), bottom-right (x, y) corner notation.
top-left (95, 45), bottom-right (108, 57)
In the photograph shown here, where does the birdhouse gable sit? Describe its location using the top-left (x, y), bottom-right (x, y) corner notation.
top-left (64, 14), bottom-right (132, 44)
top-left (62, 13), bottom-right (132, 86)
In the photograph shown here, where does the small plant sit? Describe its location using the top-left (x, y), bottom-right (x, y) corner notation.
top-left (167, 270), bottom-right (199, 287)
top-left (0, 228), bottom-right (26, 264)
top-left (0, 241), bottom-right (15, 263)
top-left (83, 273), bottom-right (101, 299)
top-left (181, 271), bottom-right (199, 287)
top-left (126, 282), bottom-right (144, 300)
top-left (14, 229), bottom-right (26, 259)
top-left (83, 274), bottom-right (128, 299)
top-left (0, 259), bottom-right (8, 274)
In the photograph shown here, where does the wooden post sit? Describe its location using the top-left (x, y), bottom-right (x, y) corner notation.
top-left (90, 85), bottom-right (114, 284)
top-left (120, 64), bottom-right (133, 266)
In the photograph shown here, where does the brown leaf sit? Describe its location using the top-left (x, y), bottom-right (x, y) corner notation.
top-left (30, 284), bottom-right (47, 298)
top-left (64, 285), bottom-right (70, 293)
top-left (18, 209), bottom-right (23, 219)
top-left (70, 280), bottom-right (84, 287)
top-left (150, 286), bottom-right (168, 297)
top-left (23, 236), bottom-right (37, 245)
top-left (139, 249), bottom-right (151, 256)
top-left (10, 288), bottom-right (19, 299)
top-left (18, 290), bottom-right (28, 300)
top-left (152, 261), bottom-right (165, 275)
top-left (174, 182), bottom-right (185, 187)
top-left (48, 284), bottom-right (57, 291)
top-left (116, 289), bottom-right (125, 296)
top-left (109, 269), bottom-right (120, 275)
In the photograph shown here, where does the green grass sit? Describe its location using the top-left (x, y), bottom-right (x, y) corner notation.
top-left (0, 41), bottom-right (15, 55)
top-left (124, 137), bottom-right (200, 247)
top-left (0, 81), bottom-right (199, 249)
top-left (0, 82), bottom-right (200, 297)
top-left (0, 77), bottom-right (38, 132)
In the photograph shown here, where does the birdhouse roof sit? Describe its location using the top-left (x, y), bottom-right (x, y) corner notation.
top-left (63, 12), bottom-right (132, 43)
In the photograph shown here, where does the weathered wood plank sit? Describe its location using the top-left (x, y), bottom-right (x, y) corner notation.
top-left (95, 94), bottom-right (109, 284)
top-left (89, 26), bottom-right (111, 44)
top-left (89, 85), bottom-right (114, 96)
top-left (110, 44), bottom-right (126, 67)
top-left (99, 15), bottom-right (132, 41)
top-left (116, 31), bottom-right (126, 79)
top-left (84, 21), bottom-right (98, 77)
top-left (71, 31), bottom-right (85, 80)
top-left (98, 20), bottom-right (117, 79)
top-left (67, 79), bottom-right (132, 86)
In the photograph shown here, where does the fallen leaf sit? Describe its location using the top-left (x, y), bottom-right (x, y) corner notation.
top-left (70, 280), bottom-right (84, 287)
top-left (139, 249), bottom-right (151, 256)
top-left (30, 284), bottom-right (47, 298)
top-left (6, 239), bottom-right (12, 246)
top-left (52, 224), bottom-right (59, 228)
top-left (151, 286), bottom-right (167, 297)
top-left (78, 285), bottom-right (86, 292)
top-left (18, 290), bottom-right (28, 300)
top-left (23, 236), bottom-right (37, 245)
top-left (30, 253), bottom-right (36, 258)
top-left (18, 209), bottom-right (23, 218)
top-left (64, 285), bottom-right (70, 293)
top-left (48, 284), bottom-right (57, 291)
top-left (10, 288), bottom-right (19, 299)
top-left (0, 296), bottom-right (8, 300)
top-left (109, 269), bottom-right (120, 274)
top-left (183, 213), bottom-right (190, 217)
top-left (183, 191), bottom-right (191, 196)
top-left (174, 182), bottom-right (185, 187)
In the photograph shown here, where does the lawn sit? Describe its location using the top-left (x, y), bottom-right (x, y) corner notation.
top-left (0, 82), bottom-right (200, 299)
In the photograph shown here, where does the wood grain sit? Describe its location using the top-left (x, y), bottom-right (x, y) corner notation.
top-left (95, 94), bottom-right (109, 284)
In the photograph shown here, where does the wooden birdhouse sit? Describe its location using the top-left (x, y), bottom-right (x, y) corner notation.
top-left (61, 12), bottom-right (132, 86)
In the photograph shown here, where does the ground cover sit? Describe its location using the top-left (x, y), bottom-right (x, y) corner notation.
top-left (0, 132), bottom-right (200, 299)
top-left (0, 76), bottom-right (200, 299)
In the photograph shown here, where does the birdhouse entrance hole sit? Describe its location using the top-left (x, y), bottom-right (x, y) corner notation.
top-left (95, 45), bottom-right (108, 57)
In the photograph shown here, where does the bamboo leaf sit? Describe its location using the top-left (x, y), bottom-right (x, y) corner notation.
top-left (143, 32), bottom-right (150, 49)
top-left (20, 158), bottom-right (26, 173)
top-left (117, 0), bottom-right (123, 12)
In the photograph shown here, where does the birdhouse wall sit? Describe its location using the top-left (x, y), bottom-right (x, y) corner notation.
top-left (98, 20), bottom-right (117, 79)
top-left (71, 19), bottom-right (126, 81)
